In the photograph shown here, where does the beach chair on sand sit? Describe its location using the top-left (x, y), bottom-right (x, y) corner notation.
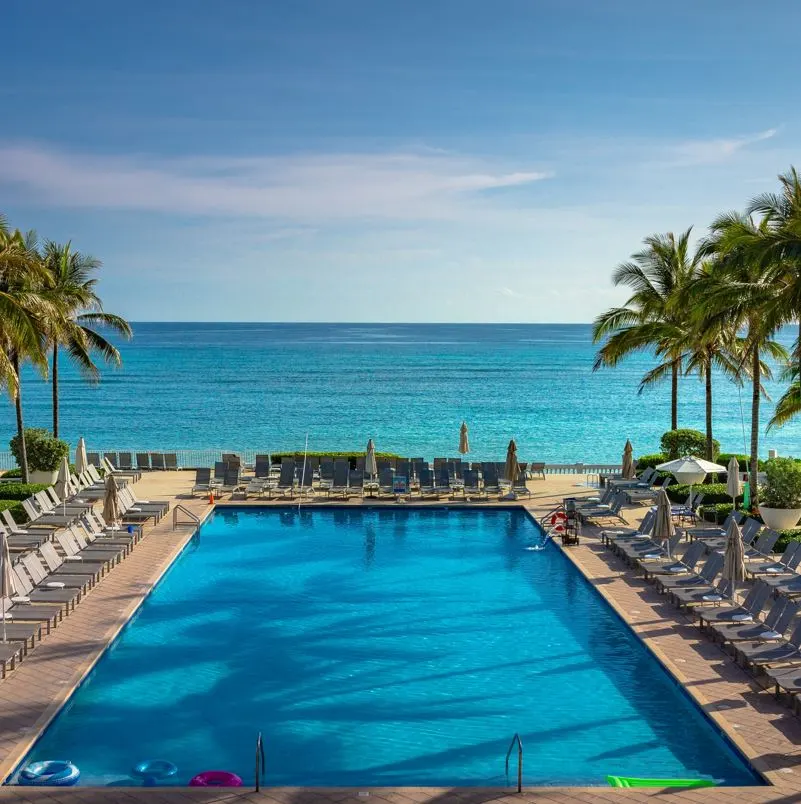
top-left (150, 453), bottom-right (165, 470)
top-left (165, 453), bottom-right (179, 470)
top-left (529, 462), bottom-right (546, 480)
top-left (136, 452), bottom-right (150, 470)
top-left (118, 452), bottom-right (134, 470)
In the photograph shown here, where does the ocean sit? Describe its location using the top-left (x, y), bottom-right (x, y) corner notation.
top-left (0, 322), bottom-right (798, 464)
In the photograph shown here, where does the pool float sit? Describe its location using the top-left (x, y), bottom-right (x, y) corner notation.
top-left (189, 770), bottom-right (243, 787)
top-left (606, 775), bottom-right (716, 788)
top-left (19, 761), bottom-right (80, 786)
top-left (131, 759), bottom-right (178, 786)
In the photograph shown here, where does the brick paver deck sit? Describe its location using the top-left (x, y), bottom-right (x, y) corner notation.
top-left (1, 472), bottom-right (800, 803)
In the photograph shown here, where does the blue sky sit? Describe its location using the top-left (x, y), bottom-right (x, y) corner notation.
top-left (1, 0), bottom-right (799, 322)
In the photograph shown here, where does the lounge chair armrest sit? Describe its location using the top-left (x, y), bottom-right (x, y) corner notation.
top-left (11, 596), bottom-right (30, 604)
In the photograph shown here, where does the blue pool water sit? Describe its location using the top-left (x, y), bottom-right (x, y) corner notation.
top-left (18, 508), bottom-right (759, 787)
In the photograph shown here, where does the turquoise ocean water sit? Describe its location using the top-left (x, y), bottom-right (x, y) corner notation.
top-left (0, 322), bottom-right (798, 463)
top-left (19, 508), bottom-right (759, 787)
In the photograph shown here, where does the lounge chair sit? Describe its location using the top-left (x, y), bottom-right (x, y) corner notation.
top-left (79, 514), bottom-right (138, 550)
top-left (640, 539), bottom-right (705, 580)
top-left (2, 595), bottom-right (62, 634)
top-left (512, 475), bottom-right (531, 498)
top-left (22, 498), bottom-right (76, 528)
top-left (1, 511), bottom-right (48, 540)
top-left (462, 470), bottom-right (484, 499)
top-left (24, 549), bottom-right (97, 592)
top-left (697, 581), bottom-right (771, 628)
top-left (711, 597), bottom-right (796, 644)
top-left (104, 452), bottom-right (119, 468)
top-left (0, 523), bottom-right (47, 552)
top-left (150, 453), bottom-right (166, 470)
top-left (671, 578), bottom-right (735, 611)
top-left (0, 613), bottom-right (40, 652)
top-left (602, 509), bottom-right (656, 548)
top-left (735, 620), bottom-right (801, 669)
top-left (192, 468), bottom-right (212, 497)
top-left (617, 532), bottom-right (682, 566)
top-left (378, 468), bottom-right (395, 499)
top-left (276, 462), bottom-right (296, 498)
top-left (529, 462), bottom-right (546, 480)
top-left (102, 457), bottom-right (141, 482)
top-left (482, 466), bottom-right (500, 497)
top-left (319, 461), bottom-right (334, 492)
top-left (295, 465), bottom-right (314, 498)
top-left (348, 469), bottom-right (364, 498)
top-left (119, 487), bottom-right (169, 521)
top-left (219, 468), bottom-right (241, 495)
top-left (609, 467), bottom-right (655, 490)
top-left (434, 468), bottom-right (451, 498)
top-left (655, 552), bottom-right (724, 595)
top-left (57, 528), bottom-right (126, 567)
top-left (165, 453), bottom-right (179, 470)
top-left (686, 510), bottom-right (744, 540)
top-left (44, 488), bottom-right (92, 515)
top-left (11, 564), bottom-right (81, 613)
top-left (751, 542), bottom-right (801, 577)
top-left (136, 452), bottom-right (151, 470)
top-left (86, 452), bottom-right (101, 467)
top-left (329, 462), bottom-right (349, 498)
top-left (118, 452), bottom-right (134, 470)
top-left (580, 494), bottom-right (626, 524)
top-left (254, 458), bottom-right (271, 480)
top-left (418, 469), bottom-right (439, 499)
top-left (699, 516), bottom-right (762, 551)
top-left (744, 529), bottom-right (780, 561)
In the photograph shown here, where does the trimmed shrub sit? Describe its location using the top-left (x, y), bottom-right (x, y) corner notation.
top-left (775, 529), bottom-right (801, 555)
top-left (9, 428), bottom-right (69, 472)
top-left (667, 482), bottom-right (742, 506)
top-left (0, 482), bottom-right (50, 501)
top-left (271, 451), bottom-right (402, 460)
top-left (0, 468), bottom-right (21, 478)
top-left (717, 453), bottom-right (767, 472)
top-left (635, 453), bottom-right (667, 471)
top-left (660, 429), bottom-right (719, 460)
top-left (762, 458), bottom-right (801, 509)
top-left (0, 499), bottom-right (28, 522)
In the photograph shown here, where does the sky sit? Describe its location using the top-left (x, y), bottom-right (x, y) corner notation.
top-left (1, 0), bottom-right (800, 322)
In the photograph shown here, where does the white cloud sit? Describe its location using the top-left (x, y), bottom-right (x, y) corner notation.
top-left (667, 128), bottom-right (778, 166)
top-left (0, 142), bottom-right (551, 223)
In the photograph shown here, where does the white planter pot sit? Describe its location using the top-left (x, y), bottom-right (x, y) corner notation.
top-left (29, 469), bottom-right (58, 485)
top-left (758, 505), bottom-right (801, 531)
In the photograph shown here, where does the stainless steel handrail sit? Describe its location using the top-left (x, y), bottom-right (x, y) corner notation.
top-left (505, 732), bottom-right (523, 793)
top-left (172, 504), bottom-right (200, 530)
top-left (255, 732), bottom-right (266, 791)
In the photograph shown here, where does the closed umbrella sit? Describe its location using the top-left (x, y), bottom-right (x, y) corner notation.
top-left (621, 439), bottom-right (634, 480)
top-left (726, 455), bottom-right (742, 509)
top-left (0, 529), bottom-right (14, 643)
top-left (653, 488), bottom-right (675, 559)
top-left (55, 457), bottom-right (71, 515)
top-left (503, 439), bottom-right (519, 499)
top-left (722, 518), bottom-right (746, 584)
top-left (365, 439), bottom-right (378, 481)
top-left (75, 437), bottom-right (88, 475)
top-left (103, 473), bottom-right (121, 530)
top-left (459, 422), bottom-right (470, 456)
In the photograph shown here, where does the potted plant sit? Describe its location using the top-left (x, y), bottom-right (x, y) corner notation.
top-left (759, 457), bottom-right (801, 530)
top-left (9, 428), bottom-right (70, 484)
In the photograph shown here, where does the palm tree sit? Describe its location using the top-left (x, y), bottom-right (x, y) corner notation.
top-left (0, 219), bottom-right (52, 482)
top-left (698, 214), bottom-right (789, 508)
top-left (593, 229), bottom-right (701, 430)
top-left (41, 241), bottom-right (132, 438)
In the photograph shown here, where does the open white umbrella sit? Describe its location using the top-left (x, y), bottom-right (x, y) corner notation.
top-left (75, 437), bottom-right (88, 475)
top-left (726, 455), bottom-right (742, 509)
top-left (103, 473), bottom-right (121, 530)
top-left (622, 439), bottom-right (634, 480)
top-left (653, 488), bottom-right (676, 558)
top-left (0, 529), bottom-right (14, 643)
top-left (365, 439), bottom-right (378, 481)
top-left (722, 518), bottom-right (746, 584)
top-left (656, 456), bottom-right (726, 508)
top-left (459, 422), bottom-right (470, 456)
top-left (55, 457), bottom-right (70, 513)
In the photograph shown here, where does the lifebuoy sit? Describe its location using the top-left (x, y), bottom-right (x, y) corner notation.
top-left (131, 759), bottom-right (178, 785)
top-left (19, 761), bottom-right (80, 786)
top-left (189, 770), bottom-right (243, 787)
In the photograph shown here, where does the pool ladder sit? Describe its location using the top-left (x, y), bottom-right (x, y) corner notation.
top-left (505, 732), bottom-right (523, 792)
top-left (172, 504), bottom-right (200, 530)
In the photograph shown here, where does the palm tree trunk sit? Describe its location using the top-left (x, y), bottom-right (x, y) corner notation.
top-left (11, 351), bottom-right (28, 484)
top-left (750, 345), bottom-right (760, 511)
top-left (52, 343), bottom-right (59, 438)
top-left (671, 360), bottom-right (679, 431)
top-left (705, 356), bottom-right (713, 461)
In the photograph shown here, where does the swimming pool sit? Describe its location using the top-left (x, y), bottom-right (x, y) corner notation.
top-left (15, 507), bottom-right (760, 787)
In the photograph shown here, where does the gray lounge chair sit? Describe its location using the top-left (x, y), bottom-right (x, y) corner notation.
top-left (330, 462), bottom-right (349, 498)
top-left (512, 475), bottom-right (531, 498)
top-left (482, 466), bottom-right (500, 497)
top-left (418, 469), bottom-right (439, 499)
top-left (118, 452), bottom-right (134, 470)
top-left (22, 551), bottom-right (95, 594)
top-left (462, 470), bottom-right (484, 499)
top-left (744, 529), bottom-right (780, 561)
top-left (57, 529), bottom-right (125, 568)
top-left (697, 580), bottom-right (771, 628)
top-left (150, 453), bottom-right (166, 470)
top-left (192, 468), bottom-right (212, 497)
top-left (529, 462), bottom-right (546, 480)
top-left (735, 620), bottom-right (801, 669)
top-left (711, 597), bottom-right (796, 644)
top-left (104, 452), bottom-right (119, 468)
top-left (136, 452), bottom-right (150, 470)
top-left (165, 453), bottom-right (179, 470)
top-left (11, 564), bottom-right (81, 612)
top-left (751, 541), bottom-right (801, 577)
top-left (640, 539), bottom-right (705, 580)
top-left (86, 451), bottom-right (101, 467)
top-left (276, 462), bottom-right (296, 498)
top-left (656, 552), bottom-right (724, 594)
top-left (378, 468), bottom-right (395, 498)
top-left (2, 596), bottom-right (62, 634)
top-left (700, 516), bottom-right (762, 551)
top-left (671, 578), bottom-right (734, 610)
top-left (348, 469), bottom-right (364, 498)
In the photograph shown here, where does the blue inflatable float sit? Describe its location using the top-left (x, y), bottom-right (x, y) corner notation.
top-left (131, 759), bottom-right (178, 786)
top-left (19, 761), bottom-right (80, 786)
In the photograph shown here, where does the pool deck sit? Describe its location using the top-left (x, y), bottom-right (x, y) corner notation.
top-left (1, 471), bottom-right (801, 803)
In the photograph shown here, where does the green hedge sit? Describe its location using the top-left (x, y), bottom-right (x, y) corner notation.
top-left (776, 529), bottom-right (801, 554)
top-left (0, 499), bottom-right (28, 522)
top-left (635, 453), bottom-right (667, 470)
top-left (0, 482), bottom-right (50, 501)
top-left (0, 468), bottom-right (21, 478)
top-left (667, 483), bottom-right (742, 506)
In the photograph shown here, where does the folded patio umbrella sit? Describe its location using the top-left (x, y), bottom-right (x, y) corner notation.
top-left (103, 473), bottom-right (121, 529)
top-left (722, 518), bottom-right (746, 583)
top-left (0, 529), bottom-right (14, 643)
top-left (75, 437), bottom-right (89, 475)
top-left (653, 488), bottom-right (675, 559)
top-left (622, 439), bottom-right (634, 479)
top-left (365, 438), bottom-right (378, 480)
top-left (726, 455), bottom-right (742, 508)
top-left (459, 422), bottom-right (470, 455)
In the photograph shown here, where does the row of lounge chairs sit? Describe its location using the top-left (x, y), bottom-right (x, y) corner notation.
top-left (91, 452), bottom-right (180, 471)
top-left (602, 507), bottom-right (801, 712)
top-left (192, 460), bottom-right (532, 500)
top-left (0, 469), bottom-right (167, 680)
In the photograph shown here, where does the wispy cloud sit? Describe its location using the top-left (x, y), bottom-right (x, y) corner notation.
top-left (0, 142), bottom-right (551, 223)
top-left (668, 128), bottom-right (778, 166)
